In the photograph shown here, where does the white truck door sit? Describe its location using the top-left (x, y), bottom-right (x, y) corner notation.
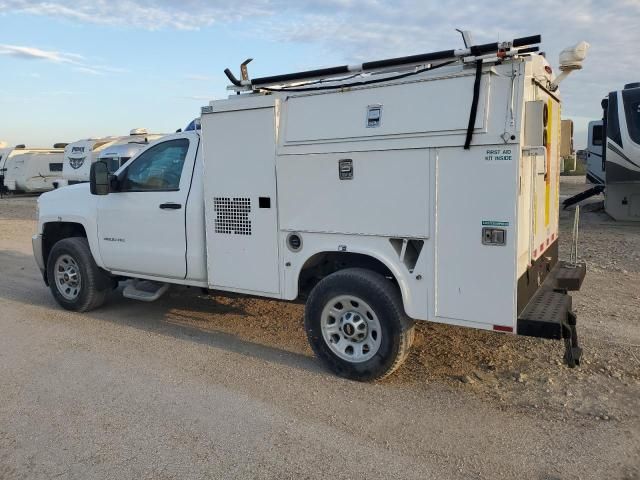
top-left (96, 136), bottom-right (197, 279)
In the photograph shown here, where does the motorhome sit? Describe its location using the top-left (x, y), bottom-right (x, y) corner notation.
top-left (55, 129), bottom-right (165, 188)
top-left (33, 34), bottom-right (589, 380)
top-left (565, 83), bottom-right (640, 220)
top-left (602, 83), bottom-right (640, 221)
top-left (1, 146), bottom-right (65, 193)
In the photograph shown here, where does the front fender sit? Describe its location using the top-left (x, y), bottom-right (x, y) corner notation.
top-left (40, 214), bottom-right (104, 269)
top-left (37, 185), bottom-right (105, 269)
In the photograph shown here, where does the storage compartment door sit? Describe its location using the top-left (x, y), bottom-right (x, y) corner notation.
top-left (201, 105), bottom-right (280, 296)
top-left (434, 146), bottom-right (518, 327)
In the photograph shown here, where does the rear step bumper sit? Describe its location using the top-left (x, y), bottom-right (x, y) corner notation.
top-left (517, 261), bottom-right (586, 367)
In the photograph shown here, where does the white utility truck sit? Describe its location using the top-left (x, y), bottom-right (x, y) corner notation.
top-left (33, 34), bottom-right (589, 380)
top-left (1, 145), bottom-right (66, 193)
top-left (54, 129), bottom-right (164, 188)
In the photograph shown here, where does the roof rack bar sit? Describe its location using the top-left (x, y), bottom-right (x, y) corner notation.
top-left (247, 34), bottom-right (541, 88)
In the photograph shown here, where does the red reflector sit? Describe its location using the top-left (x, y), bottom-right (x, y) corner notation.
top-left (493, 325), bottom-right (514, 333)
top-left (545, 65), bottom-right (552, 74)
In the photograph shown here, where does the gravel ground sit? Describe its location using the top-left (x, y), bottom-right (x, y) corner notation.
top-left (0, 180), bottom-right (638, 479)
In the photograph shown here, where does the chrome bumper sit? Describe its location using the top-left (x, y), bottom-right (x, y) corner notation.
top-left (32, 234), bottom-right (45, 274)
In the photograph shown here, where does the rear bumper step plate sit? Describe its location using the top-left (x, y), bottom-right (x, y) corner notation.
top-left (518, 290), bottom-right (571, 339)
top-left (517, 261), bottom-right (583, 367)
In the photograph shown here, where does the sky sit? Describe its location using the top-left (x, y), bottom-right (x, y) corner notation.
top-left (0, 0), bottom-right (638, 149)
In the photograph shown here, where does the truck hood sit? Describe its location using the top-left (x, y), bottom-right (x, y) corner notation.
top-left (38, 182), bottom-right (96, 224)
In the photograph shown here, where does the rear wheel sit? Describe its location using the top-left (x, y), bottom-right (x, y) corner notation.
top-left (47, 237), bottom-right (111, 312)
top-left (305, 268), bottom-right (415, 381)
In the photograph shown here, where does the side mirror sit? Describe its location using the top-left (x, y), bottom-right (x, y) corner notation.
top-left (90, 161), bottom-right (110, 195)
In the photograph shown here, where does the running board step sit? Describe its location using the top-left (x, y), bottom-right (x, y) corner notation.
top-left (122, 279), bottom-right (169, 302)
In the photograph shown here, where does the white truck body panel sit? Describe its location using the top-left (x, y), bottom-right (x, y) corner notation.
top-left (195, 55), bottom-right (559, 328)
top-left (202, 99), bottom-right (281, 296)
top-left (281, 73), bottom-right (487, 144)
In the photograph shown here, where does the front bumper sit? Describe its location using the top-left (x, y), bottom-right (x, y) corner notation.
top-left (32, 234), bottom-right (45, 276)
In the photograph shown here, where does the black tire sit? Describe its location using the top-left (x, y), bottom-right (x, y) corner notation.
top-left (46, 237), bottom-right (111, 312)
top-left (304, 268), bottom-right (415, 381)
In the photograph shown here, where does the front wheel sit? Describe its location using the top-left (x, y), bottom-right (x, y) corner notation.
top-left (304, 268), bottom-right (415, 381)
top-left (46, 237), bottom-right (111, 312)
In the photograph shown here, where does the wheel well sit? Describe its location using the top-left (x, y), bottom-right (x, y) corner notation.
top-left (298, 252), bottom-right (397, 298)
top-left (42, 222), bottom-right (87, 267)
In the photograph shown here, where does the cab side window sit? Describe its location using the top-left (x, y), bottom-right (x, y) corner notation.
top-left (120, 139), bottom-right (189, 192)
top-left (592, 125), bottom-right (602, 146)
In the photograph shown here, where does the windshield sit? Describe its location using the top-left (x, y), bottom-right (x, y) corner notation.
top-left (623, 88), bottom-right (640, 145)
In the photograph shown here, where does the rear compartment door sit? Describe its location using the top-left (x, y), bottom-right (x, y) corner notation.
top-left (434, 145), bottom-right (518, 327)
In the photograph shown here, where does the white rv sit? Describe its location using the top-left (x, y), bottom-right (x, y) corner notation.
top-left (0, 146), bottom-right (65, 193)
top-left (33, 35), bottom-right (589, 380)
top-left (56, 129), bottom-right (164, 188)
top-left (569, 84), bottom-right (640, 220)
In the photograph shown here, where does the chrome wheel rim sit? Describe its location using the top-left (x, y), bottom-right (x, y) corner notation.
top-left (320, 295), bottom-right (382, 363)
top-left (54, 254), bottom-right (82, 301)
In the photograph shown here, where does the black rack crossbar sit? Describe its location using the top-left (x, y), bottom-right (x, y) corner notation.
top-left (249, 35), bottom-right (541, 87)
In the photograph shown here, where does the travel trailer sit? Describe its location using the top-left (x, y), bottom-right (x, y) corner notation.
top-left (34, 34), bottom-right (589, 380)
top-left (98, 141), bottom-right (154, 174)
top-left (55, 129), bottom-right (165, 188)
top-left (0, 146), bottom-right (65, 193)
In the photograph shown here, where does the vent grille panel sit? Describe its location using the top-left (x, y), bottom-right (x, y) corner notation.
top-left (213, 197), bottom-right (252, 235)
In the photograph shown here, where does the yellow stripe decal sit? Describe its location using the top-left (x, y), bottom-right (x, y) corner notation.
top-left (545, 99), bottom-right (552, 226)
